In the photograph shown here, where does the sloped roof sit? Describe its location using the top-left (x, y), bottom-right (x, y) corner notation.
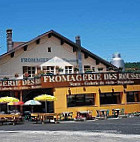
top-left (40, 56), bottom-right (72, 67)
top-left (13, 42), bottom-right (25, 49)
top-left (0, 30), bottom-right (118, 69)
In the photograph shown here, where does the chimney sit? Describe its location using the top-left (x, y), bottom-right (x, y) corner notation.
top-left (75, 36), bottom-right (81, 46)
top-left (6, 29), bottom-right (13, 52)
top-left (75, 36), bottom-right (82, 73)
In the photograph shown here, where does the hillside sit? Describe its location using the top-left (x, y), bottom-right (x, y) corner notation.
top-left (125, 62), bottom-right (140, 72)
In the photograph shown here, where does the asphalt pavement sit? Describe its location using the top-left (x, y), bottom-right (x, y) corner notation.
top-left (0, 116), bottom-right (140, 134)
top-left (0, 116), bottom-right (140, 142)
top-left (0, 130), bottom-right (140, 142)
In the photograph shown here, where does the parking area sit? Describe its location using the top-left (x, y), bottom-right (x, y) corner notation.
top-left (0, 116), bottom-right (140, 135)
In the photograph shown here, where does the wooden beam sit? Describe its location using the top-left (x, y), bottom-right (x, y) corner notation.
top-left (96, 60), bottom-right (100, 65)
top-left (23, 45), bottom-right (28, 51)
top-left (11, 52), bottom-right (15, 58)
top-left (48, 33), bottom-right (52, 38)
top-left (36, 39), bottom-right (40, 44)
top-left (60, 39), bottom-right (64, 45)
top-left (123, 84), bottom-right (127, 89)
top-left (84, 53), bottom-right (88, 59)
top-left (20, 91), bottom-right (23, 114)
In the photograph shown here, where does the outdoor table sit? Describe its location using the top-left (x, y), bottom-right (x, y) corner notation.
top-left (30, 113), bottom-right (39, 122)
top-left (31, 113), bottom-right (58, 124)
top-left (112, 109), bottom-right (120, 117)
top-left (0, 114), bottom-right (23, 125)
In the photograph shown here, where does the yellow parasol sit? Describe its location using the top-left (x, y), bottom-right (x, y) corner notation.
top-left (7, 102), bottom-right (15, 105)
top-left (0, 96), bottom-right (19, 103)
top-left (0, 96), bottom-right (19, 113)
top-left (34, 94), bottom-right (56, 113)
top-left (34, 94), bottom-right (56, 102)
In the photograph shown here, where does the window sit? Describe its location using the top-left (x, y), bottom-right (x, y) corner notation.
top-left (43, 66), bottom-right (54, 74)
top-left (98, 67), bottom-right (103, 72)
top-left (65, 66), bottom-right (73, 74)
top-left (127, 91), bottom-right (140, 103)
top-left (23, 66), bottom-right (36, 77)
top-left (84, 65), bottom-right (91, 72)
top-left (67, 94), bottom-right (94, 107)
top-left (100, 92), bottom-right (121, 105)
top-left (48, 47), bottom-right (51, 52)
top-left (92, 67), bottom-right (95, 72)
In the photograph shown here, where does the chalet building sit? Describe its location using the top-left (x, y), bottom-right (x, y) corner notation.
top-left (0, 29), bottom-right (139, 117)
top-left (0, 29), bottom-right (117, 79)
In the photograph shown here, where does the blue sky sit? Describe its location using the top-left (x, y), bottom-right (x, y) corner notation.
top-left (0, 0), bottom-right (140, 62)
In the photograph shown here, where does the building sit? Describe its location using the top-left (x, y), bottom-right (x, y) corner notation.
top-left (0, 29), bottom-right (117, 79)
top-left (0, 29), bottom-right (139, 117)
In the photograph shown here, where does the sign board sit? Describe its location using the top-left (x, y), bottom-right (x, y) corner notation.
top-left (20, 58), bottom-right (77, 63)
top-left (42, 72), bottom-right (140, 88)
top-left (0, 72), bottom-right (139, 91)
top-left (0, 78), bottom-right (41, 91)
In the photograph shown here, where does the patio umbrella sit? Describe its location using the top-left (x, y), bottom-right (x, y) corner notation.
top-left (7, 102), bottom-right (15, 106)
top-left (34, 94), bottom-right (56, 113)
top-left (0, 96), bottom-right (19, 103)
top-left (0, 96), bottom-right (19, 113)
top-left (24, 100), bottom-right (41, 113)
top-left (7, 101), bottom-right (24, 113)
top-left (8, 101), bottom-right (24, 106)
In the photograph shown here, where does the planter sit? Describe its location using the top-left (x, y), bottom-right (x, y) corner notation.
top-left (24, 72), bottom-right (29, 78)
top-left (15, 73), bottom-right (19, 78)
top-left (3, 77), bottom-right (9, 80)
top-left (56, 66), bottom-right (63, 73)
top-left (85, 70), bottom-right (93, 73)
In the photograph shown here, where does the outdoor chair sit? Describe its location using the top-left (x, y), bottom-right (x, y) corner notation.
top-left (75, 112), bottom-right (86, 121)
top-left (120, 108), bottom-right (125, 115)
top-left (67, 112), bottom-right (73, 120)
top-left (119, 108), bottom-right (127, 118)
top-left (24, 111), bottom-right (31, 121)
top-left (58, 113), bottom-right (65, 120)
top-left (106, 109), bottom-right (110, 119)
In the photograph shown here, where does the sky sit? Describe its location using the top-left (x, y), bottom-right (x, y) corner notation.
top-left (0, 0), bottom-right (140, 62)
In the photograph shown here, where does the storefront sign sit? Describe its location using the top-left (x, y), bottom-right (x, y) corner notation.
top-left (20, 58), bottom-right (77, 63)
top-left (42, 72), bottom-right (140, 88)
top-left (0, 73), bottom-right (139, 91)
top-left (21, 58), bottom-right (49, 63)
top-left (0, 78), bottom-right (41, 91)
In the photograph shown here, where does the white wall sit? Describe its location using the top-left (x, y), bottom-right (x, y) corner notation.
top-left (82, 52), bottom-right (106, 72)
top-left (0, 35), bottom-right (108, 78)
